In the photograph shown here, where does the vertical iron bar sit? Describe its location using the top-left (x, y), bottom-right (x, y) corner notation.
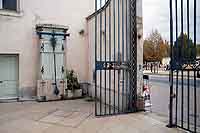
top-left (109, 3), bottom-right (111, 115)
top-left (129, 0), bottom-right (131, 111)
top-left (104, 3), bottom-right (107, 115)
top-left (122, 0), bottom-right (125, 112)
top-left (117, 0), bottom-right (120, 113)
top-left (187, 70), bottom-right (190, 130)
top-left (181, 70), bottom-right (184, 128)
top-left (180, 0), bottom-right (184, 128)
top-left (186, 0), bottom-right (190, 130)
top-left (104, 1), bottom-right (107, 114)
top-left (176, 70), bottom-right (178, 125)
top-left (128, 0), bottom-right (131, 111)
top-left (169, 0), bottom-right (174, 127)
top-left (187, 0), bottom-right (190, 53)
top-left (113, 0), bottom-right (116, 114)
top-left (100, 0), bottom-right (102, 115)
top-left (125, 0), bottom-right (128, 111)
top-left (194, 0), bottom-right (197, 132)
top-left (133, 0), bottom-right (137, 111)
top-left (94, 0), bottom-right (97, 116)
top-left (181, 0), bottom-right (184, 60)
top-left (175, 0), bottom-right (178, 126)
top-left (194, 71), bottom-right (197, 132)
top-left (194, 0), bottom-right (197, 57)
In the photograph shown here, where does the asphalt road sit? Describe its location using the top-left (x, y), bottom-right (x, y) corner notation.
top-left (148, 75), bottom-right (200, 131)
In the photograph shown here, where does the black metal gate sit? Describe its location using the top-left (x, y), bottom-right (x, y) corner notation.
top-left (169, 0), bottom-right (199, 132)
top-left (94, 0), bottom-right (137, 116)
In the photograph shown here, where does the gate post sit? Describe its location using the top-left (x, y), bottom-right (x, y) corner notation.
top-left (129, 0), bottom-right (137, 111)
top-left (168, 0), bottom-right (174, 128)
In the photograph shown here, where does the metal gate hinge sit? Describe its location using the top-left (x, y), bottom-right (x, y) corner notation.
top-left (41, 66), bottom-right (44, 74)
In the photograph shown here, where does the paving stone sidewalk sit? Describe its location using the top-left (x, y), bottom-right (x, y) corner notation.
top-left (0, 99), bottom-right (185, 133)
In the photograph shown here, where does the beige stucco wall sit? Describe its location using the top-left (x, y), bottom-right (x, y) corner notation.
top-left (0, 0), bottom-right (94, 97)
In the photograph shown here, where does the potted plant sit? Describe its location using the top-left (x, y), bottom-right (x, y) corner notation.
top-left (65, 70), bottom-right (82, 98)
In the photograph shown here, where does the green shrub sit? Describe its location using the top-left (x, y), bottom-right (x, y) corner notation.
top-left (66, 70), bottom-right (80, 91)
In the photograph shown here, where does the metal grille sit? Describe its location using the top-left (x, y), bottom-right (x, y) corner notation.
top-left (169, 0), bottom-right (200, 132)
top-left (129, 0), bottom-right (137, 112)
top-left (94, 0), bottom-right (137, 116)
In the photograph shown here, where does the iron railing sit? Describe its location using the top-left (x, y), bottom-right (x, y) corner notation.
top-left (87, 0), bottom-right (137, 116)
top-left (169, 0), bottom-right (199, 132)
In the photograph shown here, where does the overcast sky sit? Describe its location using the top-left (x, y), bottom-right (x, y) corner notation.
top-left (143, 0), bottom-right (200, 43)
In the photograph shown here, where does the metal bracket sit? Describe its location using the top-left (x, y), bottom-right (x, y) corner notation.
top-left (41, 43), bottom-right (44, 51)
top-left (41, 66), bottom-right (44, 74)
